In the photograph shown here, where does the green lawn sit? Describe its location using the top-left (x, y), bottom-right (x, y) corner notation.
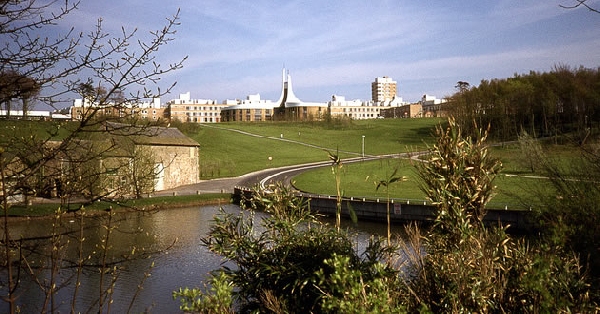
top-left (291, 157), bottom-right (552, 210)
top-left (292, 157), bottom-right (423, 200)
top-left (186, 118), bottom-right (563, 210)
top-left (1, 118), bottom-right (565, 211)
top-left (290, 140), bottom-right (569, 211)
top-left (190, 118), bottom-right (442, 178)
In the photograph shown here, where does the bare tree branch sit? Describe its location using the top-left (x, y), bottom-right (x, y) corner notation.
top-left (1, 2), bottom-right (188, 311)
top-left (560, 0), bottom-right (600, 14)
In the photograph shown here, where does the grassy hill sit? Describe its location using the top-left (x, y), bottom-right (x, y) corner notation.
top-left (189, 118), bottom-right (441, 178)
top-left (1, 118), bottom-right (558, 210)
top-left (186, 118), bottom-right (556, 210)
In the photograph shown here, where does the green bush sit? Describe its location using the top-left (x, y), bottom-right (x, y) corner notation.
top-left (174, 183), bottom-right (401, 313)
top-left (174, 118), bottom-right (596, 313)
top-left (402, 118), bottom-right (594, 312)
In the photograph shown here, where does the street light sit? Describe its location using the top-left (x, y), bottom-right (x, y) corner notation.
top-left (362, 135), bottom-right (365, 158)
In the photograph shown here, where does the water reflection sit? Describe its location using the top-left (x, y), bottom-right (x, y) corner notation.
top-left (1, 204), bottom-right (403, 313)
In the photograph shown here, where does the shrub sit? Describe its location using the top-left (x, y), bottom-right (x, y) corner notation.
top-left (174, 183), bottom-right (401, 313)
top-left (403, 118), bottom-right (594, 312)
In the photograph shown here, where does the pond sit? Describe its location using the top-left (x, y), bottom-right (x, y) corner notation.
top-left (0, 204), bottom-right (401, 313)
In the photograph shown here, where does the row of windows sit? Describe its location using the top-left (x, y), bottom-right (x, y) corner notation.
top-left (342, 113), bottom-right (378, 118)
top-left (74, 109), bottom-right (159, 114)
top-left (186, 112), bottom-right (218, 117)
top-left (240, 109), bottom-right (272, 114)
top-left (342, 107), bottom-right (380, 112)
top-left (184, 106), bottom-right (220, 111)
top-left (76, 114), bottom-right (158, 120)
top-left (188, 117), bottom-right (217, 122)
top-left (175, 100), bottom-right (216, 105)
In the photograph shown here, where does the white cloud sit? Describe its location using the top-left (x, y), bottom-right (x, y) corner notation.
top-left (34, 1), bottom-right (600, 105)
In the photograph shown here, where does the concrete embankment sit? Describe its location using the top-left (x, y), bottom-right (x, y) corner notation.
top-left (233, 187), bottom-right (537, 232)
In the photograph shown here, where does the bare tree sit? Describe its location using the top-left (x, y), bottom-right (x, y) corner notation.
top-left (560, 0), bottom-right (600, 14)
top-left (0, 1), bottom-right (186, 312)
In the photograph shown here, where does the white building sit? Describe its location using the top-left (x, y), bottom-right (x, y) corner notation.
top-left (0, 110), bottom-right (71, 120)
top-left (166, 92), bottom-right (228, 123)
top-left (328, 95), bottom-right (406, 120)
top-left (420, 94), bottom-right (448, 117)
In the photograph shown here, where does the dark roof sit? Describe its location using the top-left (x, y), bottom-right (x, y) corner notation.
top-left (105, 122), bottom-right (199, 147)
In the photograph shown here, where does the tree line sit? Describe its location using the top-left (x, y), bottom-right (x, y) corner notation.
top-left (448, 65), bottom-right (600, 142)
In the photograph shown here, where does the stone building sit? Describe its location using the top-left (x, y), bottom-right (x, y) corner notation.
top-left (421, 94), bottom-right (448, 117)
top-left (105, 122), bottom-right (200, 192)
top-left (0, 123), bottom-right (200, 203)
top-left (71, 97), bottom-right (165, 121)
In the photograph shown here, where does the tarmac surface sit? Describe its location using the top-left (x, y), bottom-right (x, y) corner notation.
top-left (154, 155), bottom-right (396, 197)
top-left (152, 161), bottom-right (335, 197)
top-left (29, 154), bottom-right (405, 205)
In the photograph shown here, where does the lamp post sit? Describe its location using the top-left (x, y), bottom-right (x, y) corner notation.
top-left (362, 135), bottom-right (365, 158)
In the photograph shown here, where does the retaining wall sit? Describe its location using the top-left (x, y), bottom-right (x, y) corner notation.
top-left (233, 187), bottom-right (537, 231)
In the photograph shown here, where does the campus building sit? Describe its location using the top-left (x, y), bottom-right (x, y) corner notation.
top-left (165, 92), bottom-right (227, 123)
top-left (380, 103), bottom-right (423, 118)
top-left (420, 94), bottom-right (448, 117)
top-left (328, 95), bottom-right (406, 120)
top-left (220, 69), bottom-right (411, 122)
top-left (70, 97), bottom-right (164, 121)
top-left (67, 71), bottom-right (419, 123)
top-left (220, 68), bottom-right (328, 122)
top-left (219, 94), bottom-right (278, 122)
top-left (371, 76), bottom-right (397, 103)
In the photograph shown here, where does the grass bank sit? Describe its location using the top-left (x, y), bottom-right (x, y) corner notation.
top-left (188, 118), bottom-right (441, 179)
top-left (292, 142), bottom-right (562, 210)
top-left (3, 118), bottom-right (566, 213)
top-left (7, 193), bottom-right (232, 217)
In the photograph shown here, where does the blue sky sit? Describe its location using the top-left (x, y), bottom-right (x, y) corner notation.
top-left (59, 1), bottom-right (600, 103)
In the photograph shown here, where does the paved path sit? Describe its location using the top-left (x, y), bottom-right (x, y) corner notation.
top-left (154, 153), bottom-right (411, 197)
top-left (153, 124), bottom-right (421, 197)
top-left (152, 163), bottom-right (327, 197)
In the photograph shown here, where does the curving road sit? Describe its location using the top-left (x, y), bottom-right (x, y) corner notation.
top-left (154, 124), bottom-right (419, 197)
top-left (155, 154), bottom-right (411, 197)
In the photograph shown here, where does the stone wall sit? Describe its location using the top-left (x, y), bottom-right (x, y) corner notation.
top-left (150, 144), bottom-right (199, 190)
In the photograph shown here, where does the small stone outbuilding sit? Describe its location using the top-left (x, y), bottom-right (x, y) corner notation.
top-left (105, 122), bottom-right (200, 192)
